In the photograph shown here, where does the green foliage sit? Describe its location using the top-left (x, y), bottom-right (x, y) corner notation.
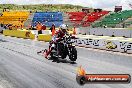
top-left (0, 4), bottom-right (84, 12)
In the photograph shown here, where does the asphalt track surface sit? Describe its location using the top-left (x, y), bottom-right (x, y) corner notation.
top-left (0, 34), bottom-right (132, 88)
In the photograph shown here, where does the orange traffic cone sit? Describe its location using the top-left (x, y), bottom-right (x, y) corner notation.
top-left (52, 26), bottom-right (55, 36)
top-left (73, 26), bottom-right (76, 35)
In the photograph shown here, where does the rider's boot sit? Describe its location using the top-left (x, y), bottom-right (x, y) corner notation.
top-left (44, 49), bottom-right (51, 59)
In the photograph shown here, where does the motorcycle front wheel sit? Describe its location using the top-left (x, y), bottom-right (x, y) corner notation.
top-left (69, 47), bottom-right (77, 61)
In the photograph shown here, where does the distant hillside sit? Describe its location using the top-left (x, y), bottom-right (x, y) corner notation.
top-left (0, 4), bottom-right (85, 12)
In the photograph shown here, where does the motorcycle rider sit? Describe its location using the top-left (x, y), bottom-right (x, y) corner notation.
top-left (44, 24), bottom-right (69, 59)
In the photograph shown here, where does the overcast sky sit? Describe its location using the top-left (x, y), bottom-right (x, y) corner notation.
top-left (0, 0), bottom-right (131, 11)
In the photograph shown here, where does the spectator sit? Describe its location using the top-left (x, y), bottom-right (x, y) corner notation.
top-left (41, 24), bottom-right (46, 30)
top-left (8, 24), bottom-right (13, 30)
top-left (36, 22), bottom-right (42, 34)
top-left (122, 23), bottom-right (125, 28)
top-left (103, 25), bottom-right (107, 28)
top-left (1, 24), bottom-right (3, 27)
top-left (14, 25), bottom-right (17, 30)
top-left (20, 20), bottom-right (24, 29)
top-left (30, 26), bottom-right (36, 30)
top-left (28, 25), bottom-right (32, 30)
top-left (49, 24), bottom-right (55, 32)
top-left (0, 24), bottom-right (4, 33)
top-left (4, 24), bottom-right (7, 29)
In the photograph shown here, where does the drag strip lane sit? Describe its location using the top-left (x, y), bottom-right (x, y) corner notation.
top-left (0, 35), bottom-right (132, 88)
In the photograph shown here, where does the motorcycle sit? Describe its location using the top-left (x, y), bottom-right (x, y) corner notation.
top-left (50, 35), bottom-right (77, 61)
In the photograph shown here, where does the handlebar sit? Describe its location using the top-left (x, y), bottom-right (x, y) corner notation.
top-left (62, 35), bottom-right (75, 43)
top-left (55, 35), bottom-right (76, 44)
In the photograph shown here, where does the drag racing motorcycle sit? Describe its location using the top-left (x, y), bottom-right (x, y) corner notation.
top-left (49, 35), bottom-right (77, 62)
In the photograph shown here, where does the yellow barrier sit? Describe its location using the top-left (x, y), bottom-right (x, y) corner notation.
top-left (3, 30), bottom-right (35, 39)
top-left (38, 34), bottom-right (52, 42)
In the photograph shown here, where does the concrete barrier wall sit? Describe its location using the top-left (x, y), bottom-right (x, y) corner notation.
top-left (31, 30), bottom-right (52, 35)
top-left (73, 35), bottom-right (132, 54)
top-left (3, 30), bottom-right (35, 39)
top-left (3, 30), bottom-right (52, 41)
top-left (37, 34), bottom-right (52, 42)
top-left (31, 30), bottom-right (74, 35)
top-left (78, 28), bottom-right (132, 38)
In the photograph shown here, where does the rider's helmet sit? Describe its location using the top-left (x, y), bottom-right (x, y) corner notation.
top-left (60, 24), bottom-right (68, 33)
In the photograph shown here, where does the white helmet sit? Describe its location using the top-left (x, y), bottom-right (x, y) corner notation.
top-left (60, 24), bottom-right (68, 30)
